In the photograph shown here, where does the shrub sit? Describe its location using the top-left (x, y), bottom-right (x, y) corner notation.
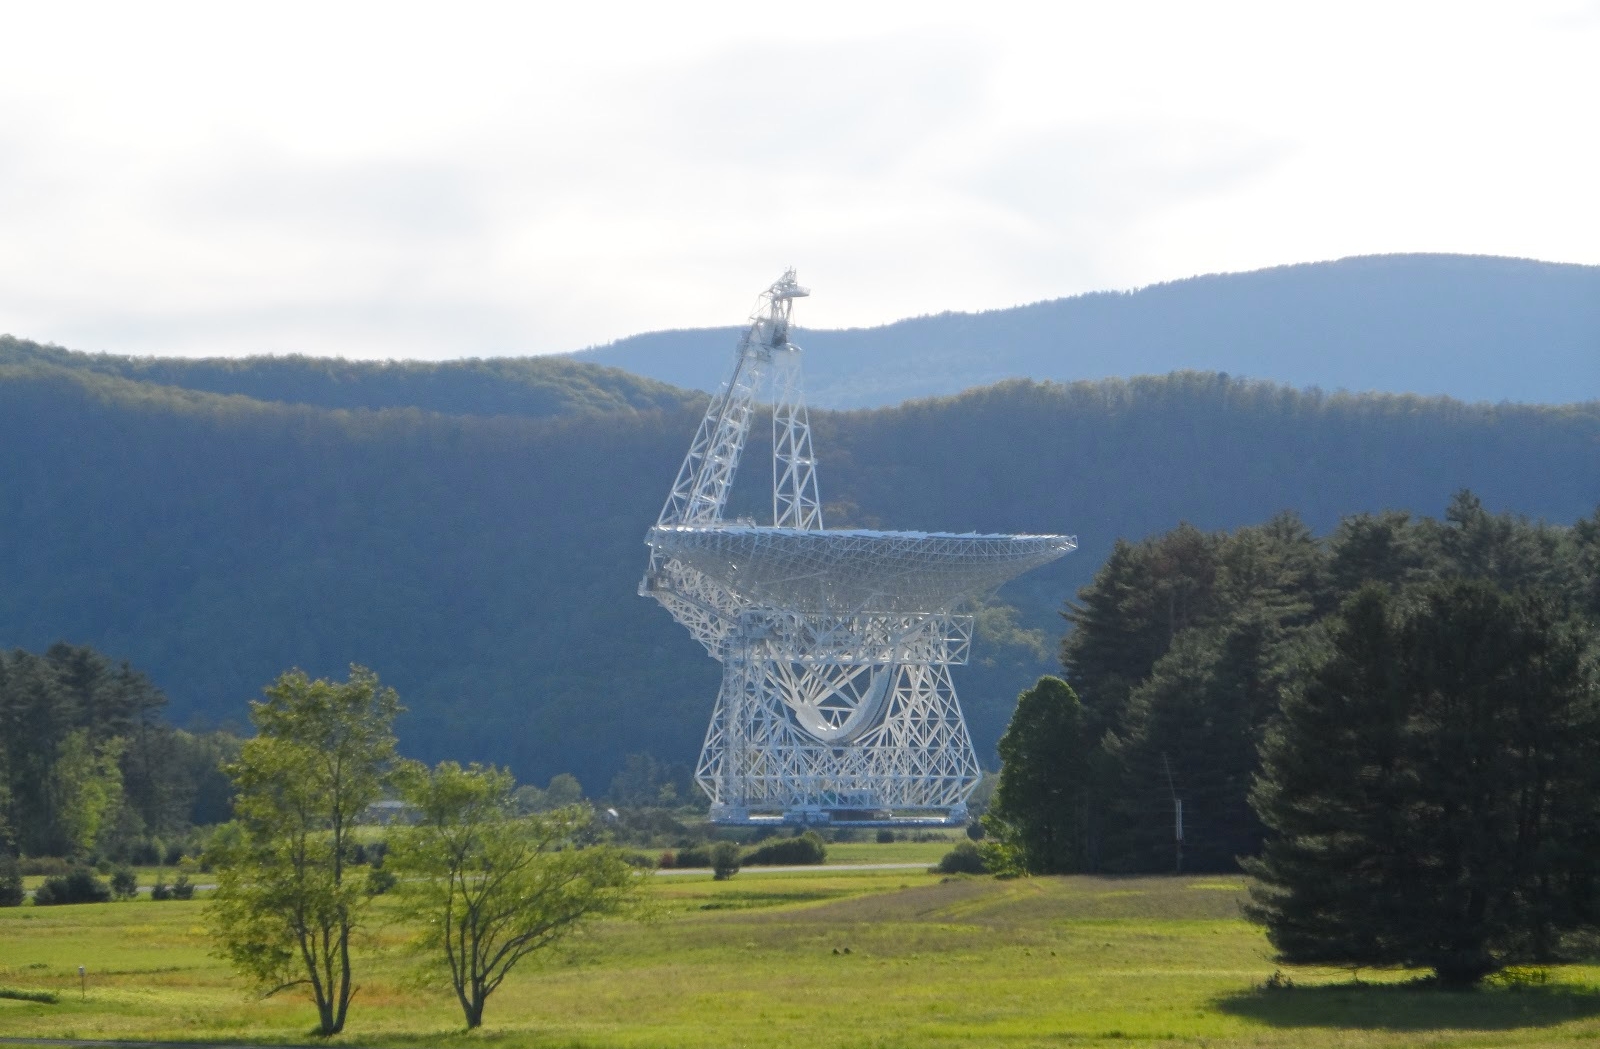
top-left (164, 842), bottom-right (185, 866)
top-left (743, 831), bottom-right (827, 866)
top-left (932, 842), bottom-right (988, 875)
top-left (675, 845), bottom-right (713, 869)
top-left (170, 874), bottom-right (195, 901)
top-left (365, 866), bottom-right (397, 896)
top-left (0, 855), bottom-right (23, 908)
top-left (110, 866), bottom-right (139, 901)
top-left (151, 879), bottom-right (172, 901)
top-left (711, 842), bottom-right (741, 881)
top-left (966, 821), bottom-right (986, 841)
top-left (34, 867), bottom-right (112, 905)
top-left (875, 829), bottom-right (896, 844)
top-left (658, 850), bottom-right (676, 869)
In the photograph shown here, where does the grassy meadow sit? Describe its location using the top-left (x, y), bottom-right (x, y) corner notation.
top-left (3, 861), bottom-right (1600, 1048)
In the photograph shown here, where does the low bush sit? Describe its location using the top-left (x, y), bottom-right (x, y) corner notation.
top-left (110, 866), bottom-right (139, 901)
top-left (151, 879), bottom-right (172, 901)
top-left (365, 866), bottom-right (397, 896)
top-left (351, 841), bottom-right (390, 866)
top-left (932, 842), bottom-right (988, 875)
top-left (743, 831), bottom-right (827, 866)
top-left (34, 867), bottom-right (113, 905)
top-left (875, 829), bottom-right (896, 844)
top-left (171, 874), bottom-right (195, 901)
top-left (711, 842), bottom-right (741, 881)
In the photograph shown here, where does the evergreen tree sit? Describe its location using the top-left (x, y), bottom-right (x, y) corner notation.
top-left (1072, 514), bottom-right (1320, 871)
top-left (1246, 581), bottom-right (1600, 986)
top-left (1061, 525), bottom-right (1224, 737)
top-left (1325, 509), bottom-right (1438, 599)
top-left (0, 645), bottom-right (190, 857)
top-left (1104, 611), bottom-right (1293, 871)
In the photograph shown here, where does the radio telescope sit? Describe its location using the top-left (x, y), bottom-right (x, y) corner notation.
top-left (641, 270), bottom-right (1075, 826)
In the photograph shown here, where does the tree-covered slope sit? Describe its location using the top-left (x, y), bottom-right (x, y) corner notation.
top-left (0, 335), bottom-right (699, 419)
top-left (574, 254), bottom-right (1600, 408)
top-left (2, 364), bottom-right (1597, 792)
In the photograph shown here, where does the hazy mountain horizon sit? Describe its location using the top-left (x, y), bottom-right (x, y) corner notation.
top-left (571, 254), bottom-right (1600, 408)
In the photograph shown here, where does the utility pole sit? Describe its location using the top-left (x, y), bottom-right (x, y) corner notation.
top-left (1161, 752), bottom-right (1183, 874)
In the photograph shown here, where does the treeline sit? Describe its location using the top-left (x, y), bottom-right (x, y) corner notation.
top-left (0, 334), bottom-right (702, 419)
top-left (1015, 493), bottom-right (1600, 873)
top-left (0, 644), bottom-right (238, 861)
top-left (3, 347), bottom-right (1599, 791)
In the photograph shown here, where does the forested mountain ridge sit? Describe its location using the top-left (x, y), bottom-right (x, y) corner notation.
top-left (0, 334), bottom-right (701, 419)
top-left (573, 254), bottom-right (1600, 408)
top-left (3, 360), bottom-right (1598, 793)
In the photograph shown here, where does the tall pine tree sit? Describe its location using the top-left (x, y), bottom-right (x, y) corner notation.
top-left (1246, 580), bottom-right (1600, 985)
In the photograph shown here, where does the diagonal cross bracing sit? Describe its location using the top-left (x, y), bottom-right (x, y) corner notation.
top-left (640, 271), bottom-right (1075, 825)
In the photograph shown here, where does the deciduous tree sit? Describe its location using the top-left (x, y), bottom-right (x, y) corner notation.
top-left (389, 761), bottom-right (641, 1029)
top-left (208, 665), bottom-right (400, 1035)
top-left (984, 677), bottom-right (1098, 873)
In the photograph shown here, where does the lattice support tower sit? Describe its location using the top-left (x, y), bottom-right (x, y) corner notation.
top-left (641, 270), bottom-right (1075, 825)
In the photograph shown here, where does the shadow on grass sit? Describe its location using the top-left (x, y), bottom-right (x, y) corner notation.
top-left (1217, 979), bottom-right (1600, 1031)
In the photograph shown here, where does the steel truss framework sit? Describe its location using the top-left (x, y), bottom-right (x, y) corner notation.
top-left (641, 270), bottom-right (1075, 825)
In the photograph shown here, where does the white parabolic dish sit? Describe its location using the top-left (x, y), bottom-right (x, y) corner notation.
top-left (648, 524), bottom-right (1076, 616)
top-left (642, 270), bottom-right (1076, 823)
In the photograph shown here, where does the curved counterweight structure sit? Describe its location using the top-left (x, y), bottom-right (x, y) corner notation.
top-left (640, 271), bottom-right (1075, 825)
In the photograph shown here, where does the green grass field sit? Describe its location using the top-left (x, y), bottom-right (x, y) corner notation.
top-left (3, 867), bottom-right (1600, 1048)
top-left (821, 837), bottom-right (962, 865)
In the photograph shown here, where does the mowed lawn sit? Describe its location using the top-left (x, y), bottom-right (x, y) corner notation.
top-left (3, 869), bottom-right (1600, 1048)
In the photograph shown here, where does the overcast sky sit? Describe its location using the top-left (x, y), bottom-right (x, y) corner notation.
top-left (2, 0), bottom-right (1596, 360)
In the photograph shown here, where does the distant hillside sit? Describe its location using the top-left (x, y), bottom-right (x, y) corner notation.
top-left (2, 363), bottom-right (1598, 792)
top-left (572, 254), bottom-right (1600, 408)
top-left (0, 334), bottom-right (700, 419)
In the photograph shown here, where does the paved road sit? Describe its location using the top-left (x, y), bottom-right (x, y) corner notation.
top-left (656, 861), bottom-right (929, 875)
top-left (20, 861), bottom-right (932, 898)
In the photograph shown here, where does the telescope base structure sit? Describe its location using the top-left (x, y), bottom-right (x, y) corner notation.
top-left (642, 271), bottom-right (1074, 830)
top-left (695, 624), bottom-right (982, 827)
